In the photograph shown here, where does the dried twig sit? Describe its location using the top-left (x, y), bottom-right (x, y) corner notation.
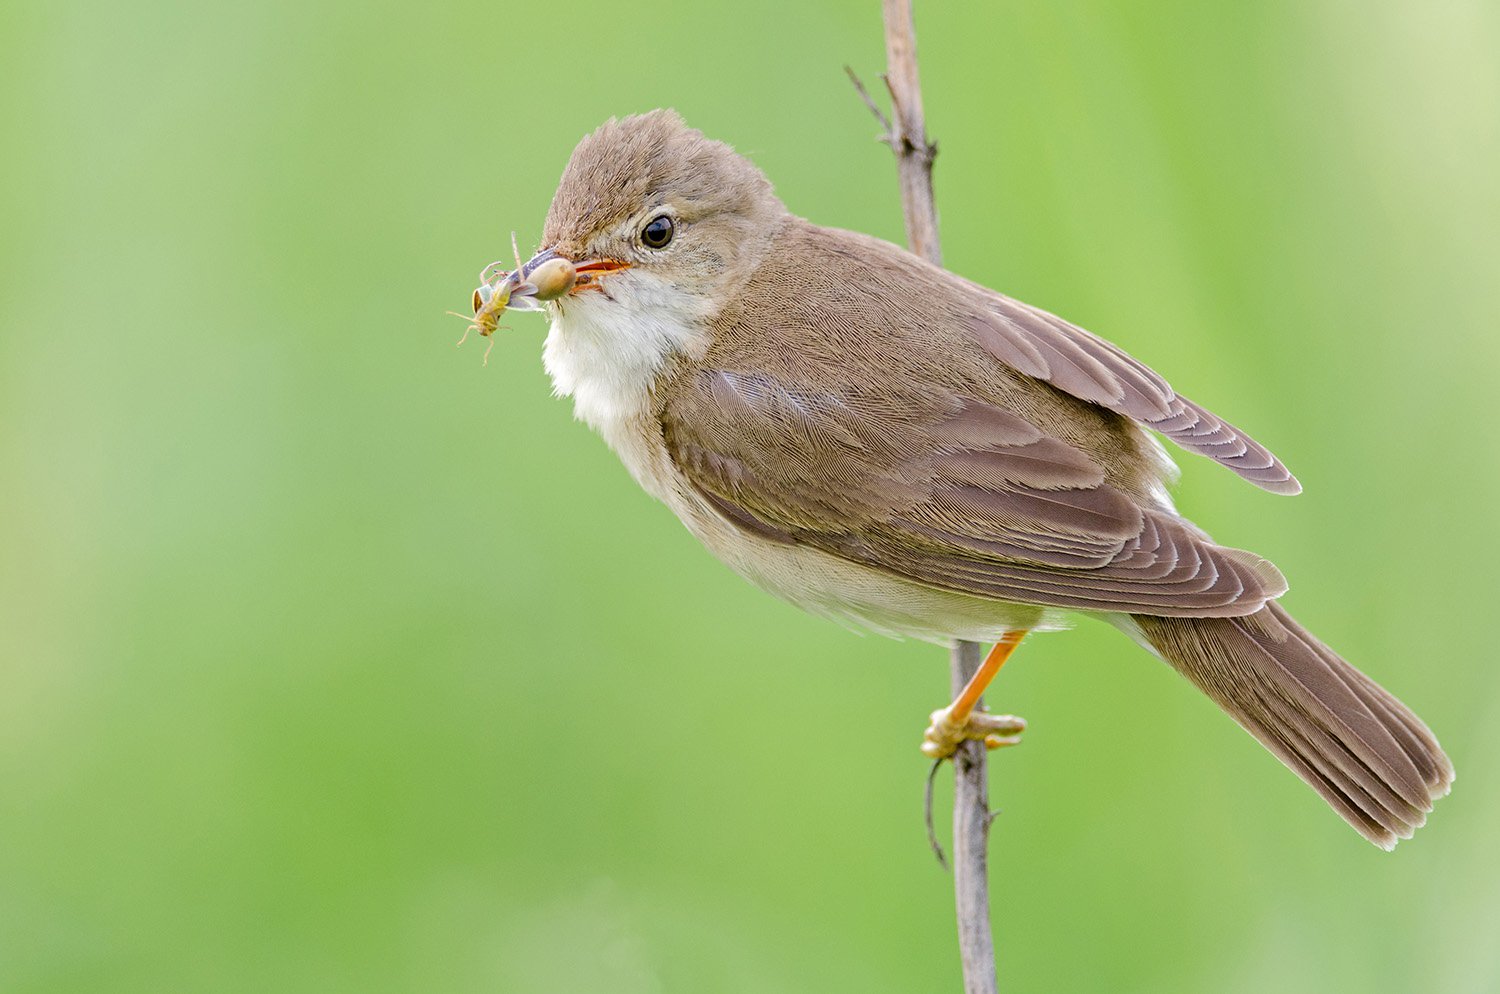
top-left (878, 0), bottom-right (942, 265)
top-left (844, 66), bottom-right (893, 138)
top-left (850, 4), bottom-right (1000, 992)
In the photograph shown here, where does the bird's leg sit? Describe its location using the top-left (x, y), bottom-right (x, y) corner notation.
top-left (921, 631), bottom-right (1028, 758)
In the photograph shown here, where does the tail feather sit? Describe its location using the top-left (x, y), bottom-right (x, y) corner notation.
top-left (1133, 602), bottom-right (1452, 849)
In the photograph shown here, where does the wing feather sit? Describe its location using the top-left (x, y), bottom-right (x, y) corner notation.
top-left (662, 373), bottom-right (1286, 618)
top-left (968, 296), bottom-right (1300, 494)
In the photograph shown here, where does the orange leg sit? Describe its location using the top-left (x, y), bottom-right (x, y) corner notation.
top-left (921, 631), bottom-right (1029, 759)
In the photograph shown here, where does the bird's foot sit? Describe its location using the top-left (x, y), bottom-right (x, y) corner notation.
top-left (920, 706), bottom-right (1026, 759)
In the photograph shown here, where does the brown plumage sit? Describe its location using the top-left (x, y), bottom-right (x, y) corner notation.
top-left (659, 220), bottom-right (1290, 618)
top-left (524, 110), bottom-right (1452, 849)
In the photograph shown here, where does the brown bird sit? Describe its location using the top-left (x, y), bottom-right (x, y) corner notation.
top-left (498, 110), bottom-right (1451, 849)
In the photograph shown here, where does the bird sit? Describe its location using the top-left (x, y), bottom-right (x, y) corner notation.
top-left (492, 109), bottom-right (1452, 849)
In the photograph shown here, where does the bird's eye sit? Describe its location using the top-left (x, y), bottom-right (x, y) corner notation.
top-left (640, 214), bottom-right (675, 249)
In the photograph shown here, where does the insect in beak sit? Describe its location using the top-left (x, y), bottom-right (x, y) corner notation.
top-left (449, 234), bottom-right (546, 364)
top-left (447, 268), bottom-right (521, 364)
top-left (451, 235), bottom-right (617, 365)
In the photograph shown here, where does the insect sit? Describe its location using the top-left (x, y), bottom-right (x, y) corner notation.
top-left (448, 254), bottom-right (524, 366)
top-left (449, 234), bottom-right (578, 365)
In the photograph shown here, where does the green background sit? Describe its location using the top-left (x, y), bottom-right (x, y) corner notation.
top-left (3, 1), bottom-right (1497, 991)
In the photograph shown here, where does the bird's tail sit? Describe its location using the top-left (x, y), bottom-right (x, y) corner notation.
top-left (1130, 603), bottom-right (1453, 849)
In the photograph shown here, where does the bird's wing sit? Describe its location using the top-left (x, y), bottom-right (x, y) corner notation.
top-left (963, 290), bottom-right (1301, 494)
top-left (661, 368), bottom-right (1287, 618)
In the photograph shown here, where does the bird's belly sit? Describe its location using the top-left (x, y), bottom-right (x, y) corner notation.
top-left (664, 482), bottom-right (1059, 644)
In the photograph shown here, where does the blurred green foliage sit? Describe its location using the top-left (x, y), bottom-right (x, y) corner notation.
top-left (2, 1), bottom-right (1497, 991)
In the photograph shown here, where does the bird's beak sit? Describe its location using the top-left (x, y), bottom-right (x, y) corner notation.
top-left (569, 257), bottom-right (633, 284)
top-left (499, 248), bottom-right (631, 312)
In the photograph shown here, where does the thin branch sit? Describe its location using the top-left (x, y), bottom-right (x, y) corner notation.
top-left (947, 640), bottom-right (997, 994)
top-left (878, 0), bottom-right (942, 266)
top-left (852, 4), bottom-right (999, 992)
top-left (844, 65), bottom-right (892, 138)
top-left (924, 758), bottom-right (948, 869)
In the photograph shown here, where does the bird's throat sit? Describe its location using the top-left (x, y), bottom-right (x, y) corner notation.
top-left (541, 274), bottom-right (711, 435)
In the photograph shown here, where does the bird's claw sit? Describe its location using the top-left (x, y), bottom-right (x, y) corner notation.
top-left (920, 706), bottom-right (1026, 759)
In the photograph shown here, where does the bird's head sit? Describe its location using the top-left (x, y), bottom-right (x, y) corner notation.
top-left (516, 110), bottom-right (788, 322)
